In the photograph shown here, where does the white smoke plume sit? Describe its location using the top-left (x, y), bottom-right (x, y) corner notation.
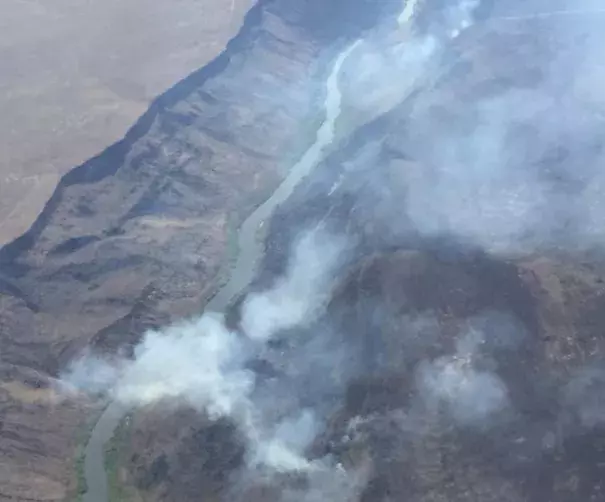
top-left (61, 226), bottom-right (350, 474)
top-left (416, 329), bottom-right (510, 425)
top-left (113, 315), bottom-right (253, 417)
top-left (247, 409), bottom-right (320, 472)
top-left (60, 349), bottom-right (121, 396)
top-left (241, 226), bottom-right (349, 341)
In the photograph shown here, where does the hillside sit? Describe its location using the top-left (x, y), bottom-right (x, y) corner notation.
top-left (0, 0), bottom-right (399, 499)
top-left (0, 0), bottom-right (252, 247)
top-left (2, 0), bottom-right (605, 501)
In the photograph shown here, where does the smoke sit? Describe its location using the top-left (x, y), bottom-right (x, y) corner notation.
top-left (61, 226), bottom-right (350, 475)
top-left (447, 0), bottom-right (479, 36)
top-left (394, 0), bottom-right (605, 255)
top-left (241, 227), bottom-right (349, 341)
top-left (246, 409), bottom-right (321, 472)
top-left (415, 0), bottom-right (480, 38)
top-left (61, 350), bottom-right (121, 396)
top-left (404, 144), bottom-right (545, 253)
top-left (401, 88), bottom-right (585, 254)
top-left (330, 0), bottom-right (605, 257)
top-left (416, 329), bottom-right (510, 425)
top-left (114, 315), bottom-right (253, 417)
top-left (341, 0), bottom-right (482, 130)
top-left (59, 1), bottom-right (605, 499)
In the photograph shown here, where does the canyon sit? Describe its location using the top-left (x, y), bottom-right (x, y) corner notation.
top-left (2, 0), bottom-right (605, 501)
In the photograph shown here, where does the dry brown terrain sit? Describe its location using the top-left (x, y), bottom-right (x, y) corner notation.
top-left (0, 0), bottom-right (252, 246)
top-left (2, 0), bottom-right (605, 501)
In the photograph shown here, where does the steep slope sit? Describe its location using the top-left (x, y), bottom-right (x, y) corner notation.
top-left (0, 0), bottom-right (401, 500)
top-left (213, 2), bottom-right (605, 501)
top-left (0, 0), bottom-right (251, 246)
top-left (304, 251), bottom-right (605, 502)
top-left (4, 0), bottom-right (605, 501)
top-left (116, 1), bottom-right (605, 500)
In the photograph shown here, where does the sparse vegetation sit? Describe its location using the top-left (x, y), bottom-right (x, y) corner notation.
top-left (105, 415), bottom-right (143, 502)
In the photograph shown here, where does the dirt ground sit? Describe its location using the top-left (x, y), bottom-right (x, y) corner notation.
top-left (0, 0), bottom-right (252, 246)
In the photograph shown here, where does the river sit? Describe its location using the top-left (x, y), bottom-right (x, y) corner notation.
top-left (81, 38), bottom-right (361, 502)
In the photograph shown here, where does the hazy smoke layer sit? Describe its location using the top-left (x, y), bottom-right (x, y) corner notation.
top-left (399, 1), bottom-right (605, 255)
top-left (334, 0), bottom-right (605, 258)
top-left (344, 0), bottom-right (481, 130)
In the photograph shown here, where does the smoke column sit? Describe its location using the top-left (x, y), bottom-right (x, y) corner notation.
top-left (62, 226), bottom-right (350, 473)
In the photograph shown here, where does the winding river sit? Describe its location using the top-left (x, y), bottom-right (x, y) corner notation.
top-left (81, 39), bottom-right (361, 502)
